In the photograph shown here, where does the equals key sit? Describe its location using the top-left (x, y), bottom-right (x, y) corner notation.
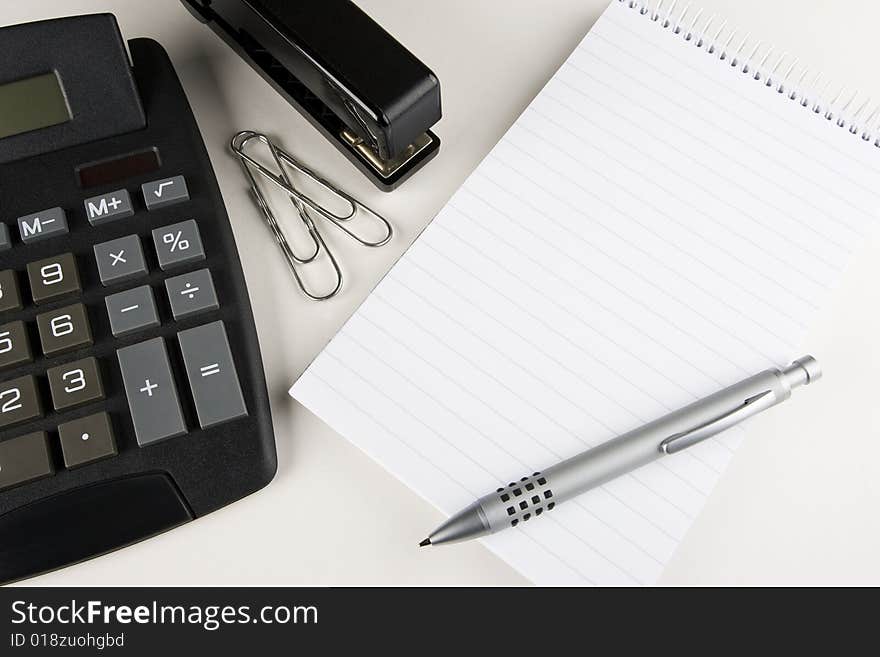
top-left (177, 321), bottom-right (247, 429)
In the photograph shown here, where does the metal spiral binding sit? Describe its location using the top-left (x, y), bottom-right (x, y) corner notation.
top-left (620, 0), bottom-right (880, 146)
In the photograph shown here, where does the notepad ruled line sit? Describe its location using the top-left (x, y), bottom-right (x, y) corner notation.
top-left (590, 19), bottom-right (880, 219)
top-left (450, 191), bottom-right (791, 366)
top-left (538, 81), bottom-right (856, 258)
top-left (505, 123), bottom-right (832, 300)
top-left (470, 169), bottom-right (808, 339)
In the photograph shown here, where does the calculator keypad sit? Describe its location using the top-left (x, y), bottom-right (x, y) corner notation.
top-left (36, 303), bottom-right (93, 356)
top-left (0, 173), bottom-right (249, 493)
top-left (27, 253), bottom-right (81, 304)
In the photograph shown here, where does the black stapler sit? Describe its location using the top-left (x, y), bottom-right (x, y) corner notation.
top-left (182, 0), bottom-right (442, 190)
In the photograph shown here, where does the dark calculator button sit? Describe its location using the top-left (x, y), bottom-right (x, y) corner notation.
top-left (105, 285), bottom-right (160, 337)
top-left (0, 375), bottom-right (42, 429)
top-left (58, 412), bottom-right (117, 469)
top-left (93, 234), bottom-right (148, 286)
top-left (27, 253), bottom-right (81, 304)
top-left (36, 303), bottom-right (93, 356)
top-left (142, 175), bottom-right (189, 211)
top-left (0, 223), bottom-right (10, 251)
top-left (165, 268), bottom-right (219, 319)
top-left (117, 337), bottom-right (187, 446)
top-left (0, 321), bottom-right (32, 370)
top-left (178, 321), bottom-right (247, 429)
top-left (84, 189), bottom-right (134, 226)
top-left (0, 270), bottom-right (22, 313)
top-left (151, 220), bottom-right (205, 270)
top-left (16, 207), bottom-right (68, 244)
top-left (0, 432), bottom-right (53, 492)
top-left (47, 356), bottom-right (104, 411)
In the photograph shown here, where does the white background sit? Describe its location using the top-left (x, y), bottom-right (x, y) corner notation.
top-left (9, 0), bottom-right (880, 585)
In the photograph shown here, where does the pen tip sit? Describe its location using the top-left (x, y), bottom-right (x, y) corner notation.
top-left (419, 538), bottom-right (431, 547)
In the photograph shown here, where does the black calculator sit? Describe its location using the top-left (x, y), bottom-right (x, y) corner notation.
top-left (0, 14), bottom-right (276, 583)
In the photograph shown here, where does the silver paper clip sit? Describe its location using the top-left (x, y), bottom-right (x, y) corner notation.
top-left (230, 130), bottom-right (393, 300)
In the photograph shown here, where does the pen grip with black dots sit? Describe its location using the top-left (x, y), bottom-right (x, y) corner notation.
top-left (479, 434), bottom-right (662, 532)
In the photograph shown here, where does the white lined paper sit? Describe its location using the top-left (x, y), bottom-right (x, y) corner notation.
top-left (291, 0), bottom-right (880, 584)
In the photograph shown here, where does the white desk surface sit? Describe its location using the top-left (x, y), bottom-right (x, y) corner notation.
top-left (12, 0), bottom-right (880, 585)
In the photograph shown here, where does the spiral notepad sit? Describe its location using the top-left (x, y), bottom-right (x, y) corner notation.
top-left (291, 0), bottom-right (880, 584)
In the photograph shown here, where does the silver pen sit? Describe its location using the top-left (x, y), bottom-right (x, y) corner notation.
top-left (421, 356), bottom-right (821, 547)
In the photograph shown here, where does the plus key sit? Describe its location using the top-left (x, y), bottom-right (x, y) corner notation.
top-left (117, 338), bottom-right (186, 446)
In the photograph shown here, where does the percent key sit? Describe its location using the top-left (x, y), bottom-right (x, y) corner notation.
top-left (152, 219), bottom-right (205, 270)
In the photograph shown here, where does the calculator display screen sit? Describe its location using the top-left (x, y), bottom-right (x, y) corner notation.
top-left (76, 149), bottom-right (162, 189)
top-left (0, 72), bottom-right (71, 139)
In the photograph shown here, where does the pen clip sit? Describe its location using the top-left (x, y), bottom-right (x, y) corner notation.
top-left (659, 390), bottom-right (777, 454)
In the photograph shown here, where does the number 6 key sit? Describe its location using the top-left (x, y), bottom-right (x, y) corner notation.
top-left (35, 303), bottom-right (93, 356)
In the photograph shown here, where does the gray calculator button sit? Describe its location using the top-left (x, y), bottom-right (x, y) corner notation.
top-left (0, 375), bottom-right (42, 429)
top-left (142, 175), bottom-right (189, 211)
top-left (94, 235), bottom-right (148, 286)
top-left (0, 223), bottom-right (10, 250)
top-left (117, 337), bottom-right (187, 446)
top-left (152, 219), bottom-right (205, 270)
top-left (178, 321), bottom-right (247, 429)
top-left (165, 269), bottom-right (219, 320)
top-left (27, 253), bottom-right (81, 304)
top-left (0, 270), bottom-right (22, 313)
top-left (17, 207), bottom-right (68, 244)
top-left (84, 189), bottom-right (134, 225)
top-left (36, 303), bottom-right (93, 356)
top-left (0, 321), bottom-right (32, 370)
top-left (0, 432), bottom-right (53, 492)
top-left (47, 356), bottom-right (104, 411)
top-left (105, 285), bottom-right (160, 337)
top-left (58, 412), bottom-right (117, 469)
